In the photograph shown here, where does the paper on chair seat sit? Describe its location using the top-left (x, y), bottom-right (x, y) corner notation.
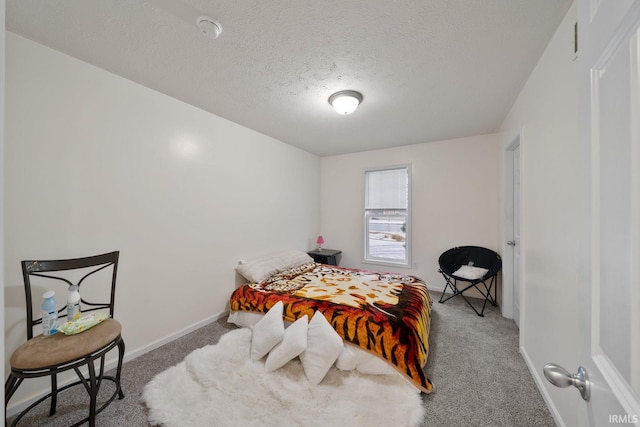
top-left (452, 265), bottom-right (488, 280)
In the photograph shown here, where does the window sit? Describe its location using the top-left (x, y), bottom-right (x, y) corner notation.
top-left (363, 165), bottom-right (411, 267)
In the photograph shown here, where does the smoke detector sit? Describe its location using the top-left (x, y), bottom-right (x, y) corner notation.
top-left (197, 16), bottom-right (223, 39)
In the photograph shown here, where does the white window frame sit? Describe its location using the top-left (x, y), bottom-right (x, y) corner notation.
top-left (363, 165), bottom-right (412, 268)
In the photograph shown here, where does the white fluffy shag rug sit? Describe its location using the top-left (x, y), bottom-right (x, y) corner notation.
top-left (142, 328), bottom-right (425, 427)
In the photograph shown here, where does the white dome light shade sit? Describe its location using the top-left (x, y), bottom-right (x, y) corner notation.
top-left (328, 90), bottom-right (363, 115)
top-left (197, 16), bottom-right (223, 39)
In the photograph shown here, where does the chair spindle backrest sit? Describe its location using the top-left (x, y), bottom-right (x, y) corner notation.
top-left (20, 251), bottom-right (120, 340)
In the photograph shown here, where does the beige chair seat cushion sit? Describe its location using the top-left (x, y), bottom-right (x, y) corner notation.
top-left (10, 318), bottom-right (122, 370)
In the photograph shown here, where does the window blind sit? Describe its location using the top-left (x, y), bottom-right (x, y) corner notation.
top-left (365, 168), bottom-right (408, 210)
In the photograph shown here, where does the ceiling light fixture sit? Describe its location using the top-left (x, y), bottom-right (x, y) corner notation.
top-left (197, 16), bottom-right (223, 39)
top-left (328, 90), bottom-right (363, 115)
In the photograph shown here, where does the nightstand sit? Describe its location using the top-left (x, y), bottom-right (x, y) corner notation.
top-left (307, 249), bottom-right (342, 266)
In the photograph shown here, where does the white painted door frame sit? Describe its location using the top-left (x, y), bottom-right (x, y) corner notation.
top-left (501, 131), bottom-right (522, 325)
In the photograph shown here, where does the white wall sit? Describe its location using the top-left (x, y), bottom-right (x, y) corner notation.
top-left (4, 33), bottom-right (320, 409)
top-left (499, 2), bottom-right (579, 426)
top-left (320, 134), bottom-right (501, 294)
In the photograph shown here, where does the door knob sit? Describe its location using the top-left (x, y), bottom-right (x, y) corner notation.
top-left (506, 240), bottom-right (516, 246)
top-left (543, 363), bottom-right (590, 401)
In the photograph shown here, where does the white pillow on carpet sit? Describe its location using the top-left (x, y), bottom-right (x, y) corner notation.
top-left (336, 343), bottom-right (396, 375)
top-left (250, 301), bottom-right (285, 361)
top-left (335, 344), bottom-right (357, 371)
top-left (265, 315), bottom-right (309, 371)
top-left (300, 311), bottom-right (343, 384)
top-left (356, 351), bottom-right (397, 375)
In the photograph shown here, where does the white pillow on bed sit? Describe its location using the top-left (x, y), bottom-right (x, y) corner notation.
top-left (250, 302), bottom-right (285, 361)
top-left (299, 311), bottom-right (343, 384)
top-left (236, 250), bottom-right (314, 283)
top-left (265, 315), bottom-right (308, 371)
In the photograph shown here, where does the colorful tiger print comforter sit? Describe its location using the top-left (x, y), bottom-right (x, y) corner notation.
top-left (229, 262), bottom-right (433, 393)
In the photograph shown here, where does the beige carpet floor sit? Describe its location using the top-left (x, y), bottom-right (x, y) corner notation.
top-left (7, 294), bottom-right (555, 427)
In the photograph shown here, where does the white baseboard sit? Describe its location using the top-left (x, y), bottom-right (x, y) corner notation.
top-left (122, 310), bottom-right (228, 363)
top-left (6, 310), bottom-right (229, 417)
top-left (520, 345), bottom-right (565, 427)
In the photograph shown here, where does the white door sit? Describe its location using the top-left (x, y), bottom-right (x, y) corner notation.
top-left (502, 136), bottom-right (521, 323)
top-left (575, 0), bottom-right (640, 425)
top-left (511, 144), bottom-right (521, 328)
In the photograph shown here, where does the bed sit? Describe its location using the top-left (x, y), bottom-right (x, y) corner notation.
top-left (228, 250), bottom-right (433, 393)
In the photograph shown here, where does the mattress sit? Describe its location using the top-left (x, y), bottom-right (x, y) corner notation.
top-left (229, 262), bottom-right (433, 393)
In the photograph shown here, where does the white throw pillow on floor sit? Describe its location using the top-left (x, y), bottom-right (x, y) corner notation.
top-left (265, 315), bottom-right (308, 371)
top-left (250, 301), bottom-right (285, 361)
top-left (300, 311), bottom-right (343, 384)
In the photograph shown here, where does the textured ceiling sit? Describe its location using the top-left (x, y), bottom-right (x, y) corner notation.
top-left (6, 0), bottom-right (573, 156)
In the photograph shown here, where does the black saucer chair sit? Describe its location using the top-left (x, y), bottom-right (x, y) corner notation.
top-left (438, 246), bottom-right (502, 316)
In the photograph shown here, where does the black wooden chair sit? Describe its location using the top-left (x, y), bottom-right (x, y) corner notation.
top-left (438, 246), bottom-right (502, 316)
top-left (5, 251), bottom-right (125, 427)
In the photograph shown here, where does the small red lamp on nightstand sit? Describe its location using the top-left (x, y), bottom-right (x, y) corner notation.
top-left (316, 235), bottom-right (325, 251)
